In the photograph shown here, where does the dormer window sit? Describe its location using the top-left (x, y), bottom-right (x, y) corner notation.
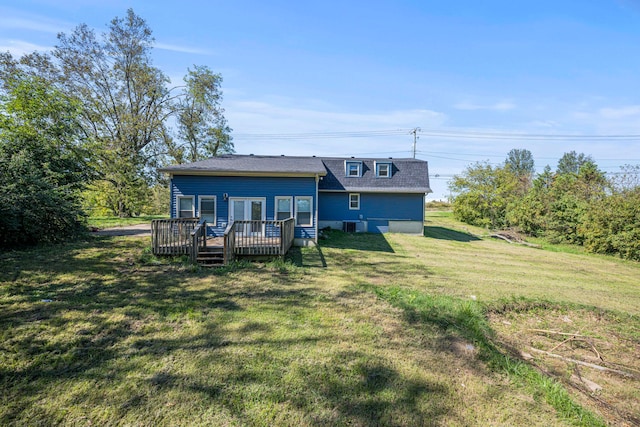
top-left (345, 161), bottom-right (362, 177)
top-left (375, 161), bottom-right (392, 178)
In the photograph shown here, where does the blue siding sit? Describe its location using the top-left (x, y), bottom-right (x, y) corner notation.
top-left (170, 175), bottom-right (317, 239)
top-left (319, 192), bottom-right (424, 222)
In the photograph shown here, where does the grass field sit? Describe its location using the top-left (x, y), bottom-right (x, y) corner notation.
top-left (1, 212), bottom-right (638, 426)
top-left (86, 215), bottom-right (168, 229)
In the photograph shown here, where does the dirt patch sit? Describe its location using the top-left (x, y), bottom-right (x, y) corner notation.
top-left (489, 308), bottom-right (640, 426)
top-left (92, 223), bottom-right (151, 237)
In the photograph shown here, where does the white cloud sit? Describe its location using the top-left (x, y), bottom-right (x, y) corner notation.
top-left (0, 40), bottom-right (53, 56)
top-left (0, 10), bottom-right (70, 34)
top-left (225, 99), bottom-right (447, 157)
top-left (568, 104), bottom-right (640, 134)
top-left (229, 100), bottom-right (445, 131)
top-left (454, 100), bottom-right (516, 111)
top-left (155, 42), bottom-right (212, 55)
top-left (599, 105), bottom-right (640, 119)
top-left (528, 120), bottom-right (560, 129)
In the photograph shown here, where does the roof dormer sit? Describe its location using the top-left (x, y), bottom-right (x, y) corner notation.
top-left (344, 160), bottom-right (362, 177)
top-left (375, 161), bottom-right (392, 178)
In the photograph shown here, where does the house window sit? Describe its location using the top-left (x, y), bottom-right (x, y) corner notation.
top-left (275, 196), bottom-right (293, 220)
top-left (349, 193), bottom-right (360, 210)
top-left (345, 161), bottom-right (362, 177)
top-left (177, 196), bottom-right (194, 218)
top-left (199, 196), bottom-right (216, 225)
top-left (295, 196), bottom-right (312, 226)
top-left (376, 162), bottom-right (391, 178)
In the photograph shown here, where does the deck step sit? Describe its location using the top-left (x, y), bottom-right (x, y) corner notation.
top-left (196, 248), bottom-right (225, 266)
top-left (199, 246), bottom-right (223, 253)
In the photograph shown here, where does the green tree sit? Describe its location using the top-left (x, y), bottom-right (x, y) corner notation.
top-left (1, 10), bottom-right (233, 217)
top-left (511, 159), bottom-right (606, 244)
top-left (580, 165), bottom-right (640, 260)
top-left (556, 151), bottom-right (593, 175)
top-left (505, 148), bottom-right (535, 195)
top-left (506, 165), bottom-right (553, 235)
top-left (173, 65), bottom-right (233, 163)
top-left (0, 77), bottom-right (90, 246)
top-left (53, 9), bottom-right (171, 217)
top-left (449, 161), bottom-right (518, 228)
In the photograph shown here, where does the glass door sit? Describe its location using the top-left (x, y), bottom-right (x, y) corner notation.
top-left (230, 198), bottom-right (265, 235)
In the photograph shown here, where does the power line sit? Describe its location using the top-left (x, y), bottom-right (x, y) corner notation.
top-left (233, 128), bottom-right (640, 141)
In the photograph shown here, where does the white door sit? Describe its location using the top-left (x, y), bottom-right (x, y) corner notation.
top-left (229, 198), bottom-right (265, 235)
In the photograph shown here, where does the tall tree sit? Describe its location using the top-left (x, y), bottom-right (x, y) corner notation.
top-left (505, 148), bottom-right (535, 194)
top-left (174, 65), bottom-right (233, 163)
top-left (505, 148), bottom-right (535, 177)
top-left (53, 9), bottom-right (172, 216)
top-left (556, 151), bottom-right (593, 175)
top-left (1, 10), bottom-right (233, 217)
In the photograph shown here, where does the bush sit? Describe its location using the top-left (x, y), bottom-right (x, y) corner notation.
top-left (0, 77), bottom-right (90, 247)
top-left (581, 191), bottom-right (640, 261)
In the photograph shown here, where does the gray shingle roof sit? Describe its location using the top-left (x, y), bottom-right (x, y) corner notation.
top-left (159, 154), bottom-right (432, 194)
top-left (318, 157), bottom-right (431, 193)
top-left (159, 154), bottom-right (327, 176)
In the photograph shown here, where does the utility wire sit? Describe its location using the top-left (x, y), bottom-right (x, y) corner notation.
top-left (234, 128), bottom-right (640, 141)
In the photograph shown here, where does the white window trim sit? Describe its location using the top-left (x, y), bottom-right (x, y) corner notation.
top-left (345, 160), bottom-right (362, 177)
top-left (375, 161), bottom-right (392, 178)
top-left (198, 195), bottom-right (217, 226)
top-left (177, 195), bottom-right (195, 218)
top-left (349, 193), bottom-right (360, 210)
top-left (228, 197), bottom-right (267, 223)
top-left (274, 196), bottom-right (293, 220)
top-left (295, 196), bottom-right (313, 227)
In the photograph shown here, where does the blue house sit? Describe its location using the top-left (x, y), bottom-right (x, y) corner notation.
top-left (159, 155), bottom-right (431, 247)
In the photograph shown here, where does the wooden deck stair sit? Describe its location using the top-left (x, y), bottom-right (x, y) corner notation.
top-left (196, 246), bottom-right (224, 267)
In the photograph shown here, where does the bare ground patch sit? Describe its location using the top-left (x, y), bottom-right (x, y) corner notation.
top-left (489, 306), bottom-right (640, 426)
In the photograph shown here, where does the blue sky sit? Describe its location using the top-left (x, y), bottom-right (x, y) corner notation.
top-left (2, 0), bottom-right (640, 199)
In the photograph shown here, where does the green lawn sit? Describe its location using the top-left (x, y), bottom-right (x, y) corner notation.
top-left (1, 212), bottom-right (638, 425)
top-left (86, 215), bottom-right (168, 229)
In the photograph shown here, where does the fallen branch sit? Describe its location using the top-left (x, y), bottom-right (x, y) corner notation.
top-left (548, 336), bottom-right (575, 353)
top-left (529, 348), bottom-right (635, 378)
top-left (490, 233), bottom-right (541, 247)
top-left (530, 329), bottom-right (604, 361)
top-left (528, 329), bottom-right (589, 338)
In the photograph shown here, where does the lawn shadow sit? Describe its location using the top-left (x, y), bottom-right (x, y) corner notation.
top-left (424, 226), bottom-right (481, 242)
top-left (289, 350), bottom-right (452, 425)
top-left (319, 230), bottom-right (395, 253)
top-left (287, 246), bottom-right (327, 268)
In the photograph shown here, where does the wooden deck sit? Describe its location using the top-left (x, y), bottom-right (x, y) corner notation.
top-left (151, 218), bottom-right (295, 265)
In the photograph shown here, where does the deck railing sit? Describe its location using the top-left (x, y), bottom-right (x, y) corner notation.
top-left (190, 219), bottom-right (207, 263)
top-left (151, 218), bottom-right (200, 255)
top-left (223, 223), bottom-right (235, 264)
top-left (152, 217), bottom-right (296, 263)
top-left (232, 218), bottom-right (295, 256)
top-left (280, 217), bottom-right (295, 254)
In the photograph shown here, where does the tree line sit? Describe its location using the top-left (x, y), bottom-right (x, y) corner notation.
top-left (449, 149), bottom-right (640, 261)
top-left (0, 9), bottom-right (232, 246)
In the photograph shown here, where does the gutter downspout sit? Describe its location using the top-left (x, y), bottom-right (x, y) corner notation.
top-left (315, 174), bottom-right (319, 244)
